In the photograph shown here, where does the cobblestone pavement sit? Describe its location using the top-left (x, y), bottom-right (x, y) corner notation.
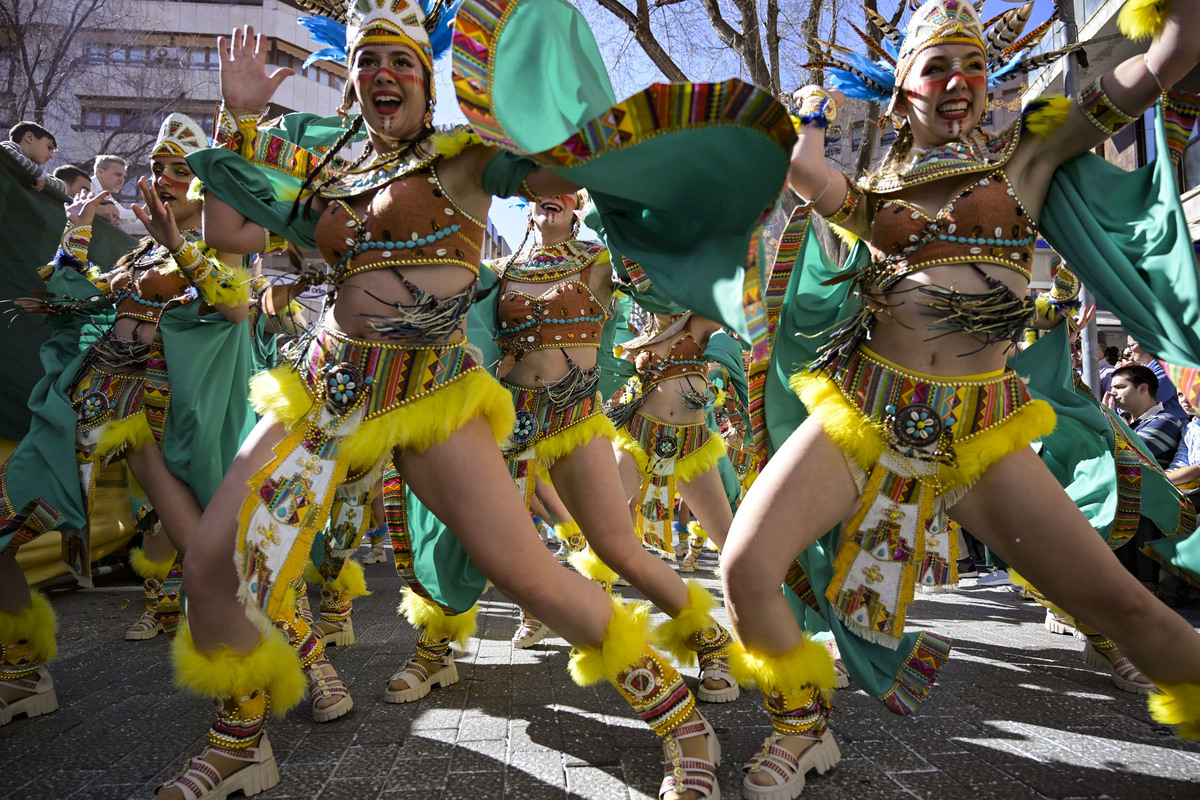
top-left (4, 545), bottom-right (1200, 799)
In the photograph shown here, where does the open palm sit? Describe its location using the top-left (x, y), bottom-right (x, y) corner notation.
top-left (219, 25), bottom-right (295, 115)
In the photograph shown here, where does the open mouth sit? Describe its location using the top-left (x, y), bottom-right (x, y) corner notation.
top-left (373, 91), bottom-right (402, 115)
top-left (157, 191), bottom-right (175, 204)
top-left (541, 200), bottom-right (564, 213)
top-left (937, 99), bottom-right (970, 119)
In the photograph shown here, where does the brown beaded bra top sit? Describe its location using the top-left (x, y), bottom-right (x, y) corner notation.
top-left (632, 330), bottom-right (707, 392)
top-left (866, 169), bottom-right (1036, 292)
top-left (496, 241), bottom-right (610, 359)
top-left (314, 159), bottom-right (486, 283)
top-left (107, 245), bottom-right (195, 323)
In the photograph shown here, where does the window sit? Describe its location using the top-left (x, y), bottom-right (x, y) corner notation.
top-left (824, 127), bottom-right (842, 159)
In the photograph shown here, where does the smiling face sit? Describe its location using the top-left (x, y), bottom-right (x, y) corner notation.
top-left (151, 155), bottom-right (200, 224)
top-left (531, 194), bottom-right (579, 241)
top-left (895, 43), bottom-right (988, 148)
top-left (351, 45), bottom-right (429, 149)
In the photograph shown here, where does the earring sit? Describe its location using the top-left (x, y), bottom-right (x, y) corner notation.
top-left (424, 100), bottom-right (434, 129)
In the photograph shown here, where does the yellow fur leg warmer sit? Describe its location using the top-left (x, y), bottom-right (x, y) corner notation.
top-left (1149, 682), bottom-right (1200, 739)
top-left (731, 636), bottom-right (838, 697)
top-left (398, 588), bottom-right (477, 647)
top-left (0, 590), bottom-right (57, 664)
top-left (171, 625), bottom-right (306, 714)
top-left (554, 521), bottom-right (582, 542)
top-left (568, 598), bottom-right (654, 687)
top-left (128, 547), bottom-right (175, 581)
top-left (568, 548), bottom-right (619, 586)
top-left (327, 560), bottom-right (370, 599)
top-left (95, 412), bottom-right (153, 459)
top-left (613, 428), bottom-right (650, 475)
top-left (654, 580), bottom-right (722, 666)
top-left (1119, 0), bottom-right (1170, 41)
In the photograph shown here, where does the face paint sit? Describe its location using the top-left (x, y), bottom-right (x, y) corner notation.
top-left (352, 46), bottom-right (428, 144)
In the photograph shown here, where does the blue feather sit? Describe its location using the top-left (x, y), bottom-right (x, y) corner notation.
top-left (299, 15), bottom-right (347, 52)
top-left (425, 0), bottom-right (464, 61)
top-left (828, 71), bottom-right (891, 103)
top-left (304, 46), bottom-right (348, 68)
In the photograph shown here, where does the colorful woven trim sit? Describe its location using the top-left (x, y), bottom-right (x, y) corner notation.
top-left (622, 412), bottom-right (715, 478)
top-left (499, 379), bottom-right (609, 462)
top-left (298, 328), bottom-right (484, 423)
top-left (69, 370), bottom-right (146, 459)
top-left (1079, 79), bottom-right (1137, 137)
top-left (878, 631), bottom-right (951, 716)
top-left (1163, 91), bottom-right (1200, 165)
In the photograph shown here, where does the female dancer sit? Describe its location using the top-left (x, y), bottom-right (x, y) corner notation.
top-left (0, 114), bottom-right (256, 725)
top-left (719, 2), bottom-right (1200, 797)
top-left (155, 0), bottom-right (793, 791)
top-left (467, 193), bottom-right (738, 702)
top-left (613, 313), bottom-right (735, 560)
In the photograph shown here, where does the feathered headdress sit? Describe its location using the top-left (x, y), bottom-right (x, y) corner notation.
top-left (152, 113), bottom-right (210, 158)
top-left (296, 0), bottom-right (460, 102)
top-left (809, 0), bottom-right (1081, 108)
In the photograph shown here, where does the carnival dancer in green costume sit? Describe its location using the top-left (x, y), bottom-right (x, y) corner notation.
top-left (0, 114), bottom-right (259, 727)
top-left (611, 313), bottom-right (736, 563)
top-left (716, 2), bottom-right (1200, 797)
top-left (162, 0), bottom-right (794, 791)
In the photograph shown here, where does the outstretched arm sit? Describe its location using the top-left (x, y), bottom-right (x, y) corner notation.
top-left (786, 88), bottom-right (867, 237)
top-left (1021, 2), bottom-right (1200, 177)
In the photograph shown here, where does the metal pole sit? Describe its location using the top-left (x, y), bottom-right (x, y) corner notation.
top-left (1060, 1), bottom-right (1102, 395)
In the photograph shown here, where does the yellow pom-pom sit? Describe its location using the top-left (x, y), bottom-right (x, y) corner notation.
top-left (128, 547), bottom-right (175, 581)
top-left (0, 591), bottom-right (57, 665)
top-left (568, 548), bottom-right (619, 585)
top-left (171, 625), bottom-right (306, 713)
top-left (329, 560), bottom-right (370, 599)
top-left (730, 635), bottom-right (838, 695)
top-left (431, 126), bottom-right (484, 157)
top-left (1023, 96), bottom-right (1072, 138)
top-left (1119, 0), bottom-right (1169, 42)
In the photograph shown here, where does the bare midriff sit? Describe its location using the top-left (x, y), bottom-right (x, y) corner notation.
top-left (328, 264), bottom-right (475, 344)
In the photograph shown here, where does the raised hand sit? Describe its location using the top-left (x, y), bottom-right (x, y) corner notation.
top-left (67, 190), bottom-right (112, 226)
top-left (219, 25), bottom-right (295, 115)
top-left (132, 177), bottom-right (182, 251)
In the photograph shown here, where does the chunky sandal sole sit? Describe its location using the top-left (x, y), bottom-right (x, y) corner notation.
top-left (512, 623), bottom-right (552, 650)
top-left (1082, 642), bottom-right (1153, 695)
top-left (384, 660), bottom-right (459, 703)
top-left (0, 687), bottom-right (58, 726)
top-left (1044, 610), bottom-right (1077, 636)
top-left (125, 622), bottom-right (165, 641)
top-left (318, 620), bottom-right (355, 648)
top-left (742, 731), bottom-right (840, 800)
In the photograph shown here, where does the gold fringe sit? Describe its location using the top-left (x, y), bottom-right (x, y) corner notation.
top-left (0, 590), bottom-right (57, 664)
top-left (791, 369), bottom-right (1057, 493)
top-left (1119, 0), bottom-right (1170, 42)
top-left (95, 412), bottom-right (153, 458)
top-left (731, 636), bottom-right (838, 696)
top-left (397, 588), bottom-right (477, 647)
top-left (534, 414), bottom-right (617, 469)
top-left (568, 548), bottom-right (619, 585)
top-left (171, 625), bottom-right (306, 713)
top-left (653, 580), bottom-right (721, 666)
top-left (568, 598), bottom-right (653, 686)
top-left (328, 560), bottom-right (370, 599)
top-left (128, 547), bottom-right (175, 581)
top-left (1024, 96), bottom-right (1071, 137)
top-left (1149, 682), bottom-right (1200, 739)
top-left (675, 431), bottom-right (725, 484)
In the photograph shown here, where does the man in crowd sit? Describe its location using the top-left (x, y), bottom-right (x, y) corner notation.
top-left (91, 154), bottom-right (143, 235)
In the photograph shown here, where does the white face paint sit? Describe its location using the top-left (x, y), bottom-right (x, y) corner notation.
top-left (897, 43), bottom-right (988, 149)
top-left (351, 45), bottom-right (428, 149)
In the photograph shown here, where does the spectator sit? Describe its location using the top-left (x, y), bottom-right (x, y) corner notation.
top-left (1097, 346), bottom-right (1117, 399)
top-left (1104, 345), bottom-right (1120, 366)
top-left (1127, 335), bottom-right (1188, 420)
top-left (52, 165), bottom-right (90, 196)
top-left (90, 154), bottom-right (143, 235)
top-left (1, 121), bottom-right (67, 193)
top-left (1168, 391), bottom-right (1200, 508)
top-left (1110, 364), bottom-right (1185, 469)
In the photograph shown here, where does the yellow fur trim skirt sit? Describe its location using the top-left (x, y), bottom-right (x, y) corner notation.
top-left (70, 368), bottom-right (151, 461)
top-left (790, 345), bottom-right (1056, 647)
top-left (614, 411), bottom-right (725, 483)
top-left (236, 326), bottom-right (514, 634)
top-left (498, 379), bottom-right (616, 469)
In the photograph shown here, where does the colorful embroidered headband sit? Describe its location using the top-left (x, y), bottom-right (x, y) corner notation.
top-left (297, 0), bottom-right (459, 103)
top-left (152, 113), bottom-right (210, 158)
